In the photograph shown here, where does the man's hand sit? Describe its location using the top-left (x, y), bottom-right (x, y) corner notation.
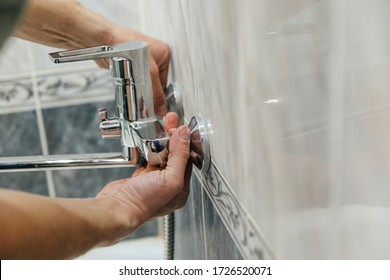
top-left (96, 112), bottom-right (192, 232)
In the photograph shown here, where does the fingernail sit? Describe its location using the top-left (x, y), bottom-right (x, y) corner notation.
top-left (178, 126), bottom-right (190, 141)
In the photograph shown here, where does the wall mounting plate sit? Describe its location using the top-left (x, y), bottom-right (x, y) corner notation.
top-left (188, 115), bottom-right (211, 172)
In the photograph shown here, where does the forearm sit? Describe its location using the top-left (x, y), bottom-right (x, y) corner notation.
top-left (13, 0), bottom-right (125, 48)
top-left (0, 189), bottom-right (134, 259)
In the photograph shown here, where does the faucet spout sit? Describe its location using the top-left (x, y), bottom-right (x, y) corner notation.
top-left (0, 152), bottom-right (138, 173)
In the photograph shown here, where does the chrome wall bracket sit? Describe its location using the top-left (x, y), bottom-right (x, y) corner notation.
top-left (189, 115), bottom-right (211, 172)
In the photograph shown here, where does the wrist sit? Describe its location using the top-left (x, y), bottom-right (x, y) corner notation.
top-left (92, 194), bottom-right (140, 246)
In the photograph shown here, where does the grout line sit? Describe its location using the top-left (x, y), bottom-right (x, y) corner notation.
top-left (45, 171), bottom-right (56, 198)
top-left (200, 182), bottom-right (208, 260)
top-left (27, 43), bottom-right (56, 198)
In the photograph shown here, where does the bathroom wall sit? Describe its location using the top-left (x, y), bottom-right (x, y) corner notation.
top-left (140, 0), bottom-right (390, 259)
top-left (0, 0), bottom-right (157, 242)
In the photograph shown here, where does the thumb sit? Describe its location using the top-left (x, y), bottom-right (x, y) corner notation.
top-left (164, 125), bottom-right (190, 185)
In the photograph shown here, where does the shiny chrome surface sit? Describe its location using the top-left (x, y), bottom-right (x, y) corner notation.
top-left (49, 41), bottom-right (170, 165)
top-left (165, 83), bottom-right (184, 122)
top-left (0, 153), bottom-right (137, 172)
top-left (188, 115), bottom-right (211, 171)
top-left (98, 108), bottom-right (121, 138)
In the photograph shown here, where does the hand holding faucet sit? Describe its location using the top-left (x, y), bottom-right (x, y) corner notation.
top-left (0, 113), bottom-right (192, 259)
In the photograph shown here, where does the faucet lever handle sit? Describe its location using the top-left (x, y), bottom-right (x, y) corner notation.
top-left (49, 46), bottom-right (114, 63)
top-left (48, 41), bottom-right (150, 65)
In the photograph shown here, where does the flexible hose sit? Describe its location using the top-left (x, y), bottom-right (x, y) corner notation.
top-left (164, 212), bottom-right (175, 260)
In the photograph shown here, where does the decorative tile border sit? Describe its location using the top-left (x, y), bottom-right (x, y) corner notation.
top-left (0, 79), bottom-right (35, 113)
top-left (195, 162), bottom-right (276, 260)
top-left (0, 69), bottom-right (113, 114)
top-left (38, 70), bottom-right (112, 104)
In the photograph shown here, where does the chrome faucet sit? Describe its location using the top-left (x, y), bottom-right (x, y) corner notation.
top-left (0, 41), bottom-right (210, 172)
top-left (50, 41), bottom-right (169, 165)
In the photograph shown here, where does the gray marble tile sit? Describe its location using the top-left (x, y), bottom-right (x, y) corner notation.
top-left (52, 168), bottom-right (133, 198)
top-left (0, 110), bottom-right (42, 156)
top-left (129, 219), bottom-right (158, 240)
top-left (173, 175), bottom-right (205, 259)
top-left (0, 172), bottom-right (48, 195)
top-left (43, 101), bottom-right (121, 155)
top-left (0, 110), bottom-right (48, 195)
top-left (203, 189), bottom-right (243, 260)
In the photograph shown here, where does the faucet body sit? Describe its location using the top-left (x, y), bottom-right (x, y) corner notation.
top-left (50, 42), bottom-right (169, 165)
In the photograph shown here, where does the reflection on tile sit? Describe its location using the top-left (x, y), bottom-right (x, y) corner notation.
top-left (203, 189), bottom-right (243, 260)
top-left (174, 175), bottom-right (205, 259)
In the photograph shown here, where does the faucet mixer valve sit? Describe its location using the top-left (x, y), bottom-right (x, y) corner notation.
top-left (98, 108), bottom-right (121, 139)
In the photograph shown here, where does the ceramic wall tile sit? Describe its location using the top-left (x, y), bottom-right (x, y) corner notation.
top-left (0, 172), bottom-right (48, 195)
top-left (174, 174), bottom-right (205, 259)
top-left (140, 0), bottom-right (390, 259)
top-left (203, 188), bottom-right (243, 260)
top-left (80, 0), bottom-right (140, 29)
top-left (42, 102), bottom-right (121, 154)
top-left (37, 70), bottom-right (113, 108)
top-left (0, 38), bottom-right (31, 76)
top-left (0, 110), bottom-right (48, 195)
top-left (0, 77), bottom-right (34, 113)
top-left (0, 110), bottom-right (41, 156)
